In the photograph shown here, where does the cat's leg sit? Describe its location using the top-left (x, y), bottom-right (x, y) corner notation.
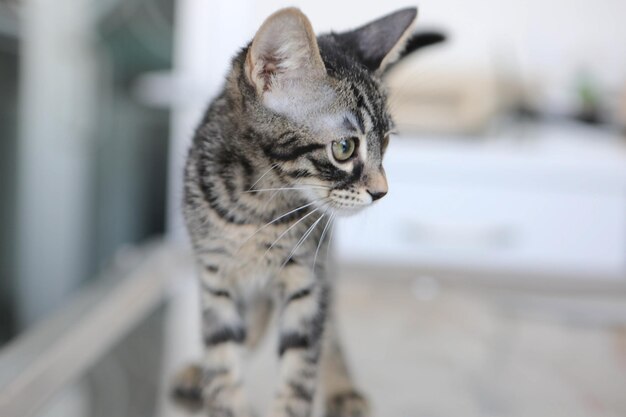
top-left (320, 317), bottom-right (370, 417)
top-left (269, 263), bottom-right (329, 417)
top-left (171, 290), bottom-right (273, 412)
top-left (171, 362), bottom-right (205, 411)
top-left (197, 266), bottom-right (250, 417)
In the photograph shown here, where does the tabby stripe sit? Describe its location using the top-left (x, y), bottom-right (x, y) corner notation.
top-left (297, 367), bottom-right (316, 380)
top-left (354, 111), bottom-right (366, 133)
top-left (329, 390), bottom-right (364, 409)
top-left (307, 287), bottom-right (330, 342)
top-left (258, 209), bottom-right (312, 229)
top-left (201, 282), bottom-right (231, 299)
top-left (279, 332), bottom-right (310, 356)
top-left (307, 157), bottom-right (345, 182)
top-left (264, 143), bottom-right (325, 161)
top-left (238, 155), bottom-right (255, 190)
top-left (288, 380), bottom-right (314, 402)
top-left (333, 161), bottom-right (364, 188)
top-left (183, 187), bottom-right (203, 210)
top-left (358, 107), bottom-right (373, 132)
top-left (286, 287), bottom-right (313, 304)
top-left (350, 161), bottom-right (364, 182)
top-left (284, 257), bottom-right (298, 266)
top-left (343, 115), bottom-right (362, 134)
top-left (172, 386), bottom-right (202, 402)
top-left (204, 326), bottom-right (246, 345)
top-left (197, 167), bottom-right (246, 225)
top-left (277, 131), bottom-right (299, 146)
top-left (287, 169), bottom-right (313, 179)
top-left (350, 83), bottom-right (374, 121)
top-left (308, 155), bottom-right (362, 187)
top-left (172, 367), bottom-right (229, 402)
top-left (303, 351), bottom-right (320, 365)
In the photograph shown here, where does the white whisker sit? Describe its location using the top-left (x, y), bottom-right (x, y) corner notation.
top-left (236, 198), bottom-right (327, 253)
top-left (324, 213), bottom-right (338, 264)
top-left (242, 186), bottom-right (328, 193)
top-left (248, 163), bottom-right (279, 191)
top-left (263, 205), bottom-right (324, 256)
top-left (313, 211), bottom-right (334, 271)
top-left (293, 183), bottom-right (331, 189)
top-left (279, 212), bottom-right (326, 270)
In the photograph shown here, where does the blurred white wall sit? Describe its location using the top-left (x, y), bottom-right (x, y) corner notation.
top-left (253, 0), bottom-right (626, 111)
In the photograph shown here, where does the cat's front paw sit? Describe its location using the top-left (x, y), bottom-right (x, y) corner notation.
top-left (171, 363), bottom-right (204, 412)
top-left (326, 390), bottom-right (370, 417)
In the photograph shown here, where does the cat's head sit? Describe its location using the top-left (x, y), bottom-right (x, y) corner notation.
top-left (244, 7), bottom-right (444, 215)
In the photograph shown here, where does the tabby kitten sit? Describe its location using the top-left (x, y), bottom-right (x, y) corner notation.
top-left (175, 7), bottom-right (443, 417)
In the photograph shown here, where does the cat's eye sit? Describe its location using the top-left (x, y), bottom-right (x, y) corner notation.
top-left (331, 138), bottom-right (357, 162)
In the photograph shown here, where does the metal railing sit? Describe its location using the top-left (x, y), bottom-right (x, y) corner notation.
top-left (0, 242), bottom-right (189, 417)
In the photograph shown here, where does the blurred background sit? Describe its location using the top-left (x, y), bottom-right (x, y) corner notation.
top-left (1, 0), bottom-right (625, 416)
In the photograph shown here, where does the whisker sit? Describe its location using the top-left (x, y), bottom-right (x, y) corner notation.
top-left (257, 166), bottom-right (320, 212)
top-left (259, 188), bottom-right (282, 212)
top-left (263, 204), bottom-right (325, 256)
top-left (313, 211), bottom-right (334, 271)
top-left (248, 163), bottom-right (279, 191)
top-left (279, 211), bottom-right (326, 270)
top-left (293, 183), bottom-right (331, 189)
top-left (236, 198), bottom-right (327, 253)
top-left (324, 213), bottom-right (338, 264)
top-left (242, 186), bottom-right (328, 194)
top-left (260, 168), bottom-right (312, 210)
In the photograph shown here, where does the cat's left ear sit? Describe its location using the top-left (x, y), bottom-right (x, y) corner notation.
top-left (334, 7), bottom-right (444, 74)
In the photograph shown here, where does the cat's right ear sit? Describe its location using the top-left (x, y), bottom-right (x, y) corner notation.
top-left (245, 8), bottom-right (326, 95)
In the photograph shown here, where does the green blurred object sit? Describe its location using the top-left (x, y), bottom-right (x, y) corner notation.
top-left (0, 0), bottom-right (175, 344)
top-left (574, 70), bottom-right (603, 124)
top-left (92, 0), bottom-right (174, 272)
top-left (0, 33), bottom-right (18, 344)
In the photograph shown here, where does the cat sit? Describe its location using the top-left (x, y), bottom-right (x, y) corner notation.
top-left (173, 7), bottom-right (444, 417)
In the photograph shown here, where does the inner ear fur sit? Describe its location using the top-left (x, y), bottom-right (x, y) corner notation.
top-left (246, 8), bottom-right (326, 94)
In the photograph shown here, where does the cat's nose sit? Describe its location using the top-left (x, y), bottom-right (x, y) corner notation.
top-left (366, 169), bottom-right (388, 201)
top-left (367, 190), bottom-right (387, 201)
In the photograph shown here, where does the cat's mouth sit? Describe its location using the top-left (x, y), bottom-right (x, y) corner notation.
top-left (297, 184), bottom-right (374, 215)
top-left (325, 190), bottom-right (373, 216)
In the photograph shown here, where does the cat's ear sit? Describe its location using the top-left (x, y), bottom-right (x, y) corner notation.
top-left (245, 8), bottom-right (325, 94)
top-left (384, 30), bottom-right (447, 73)
top-left (334, 7), bottom-right (426, 73)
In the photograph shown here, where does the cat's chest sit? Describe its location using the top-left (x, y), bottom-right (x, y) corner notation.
top-left (201, 221), bottom-right (318, 285)
top-left (233, 223), bottom-right (313, 266)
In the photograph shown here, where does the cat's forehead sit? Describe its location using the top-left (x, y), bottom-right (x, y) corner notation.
top-left (287, 76), bottom-right (389, 139)
top-left (317, 46), bottom-right (392, 136)
top-left (266, 33), bottom-right (393, 139)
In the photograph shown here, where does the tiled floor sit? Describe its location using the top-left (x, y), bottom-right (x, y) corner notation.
top-left (160, 269), bottom-right (626, 417)
top-left (341, 281), bottom-right (626, 417)
top-left (16, 249), bottom-right (626, 417)
top-left (244, 274), bottom-right (626, 417)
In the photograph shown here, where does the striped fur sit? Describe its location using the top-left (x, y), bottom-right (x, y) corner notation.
top-left (174, 7), bottom-right (443, 417)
